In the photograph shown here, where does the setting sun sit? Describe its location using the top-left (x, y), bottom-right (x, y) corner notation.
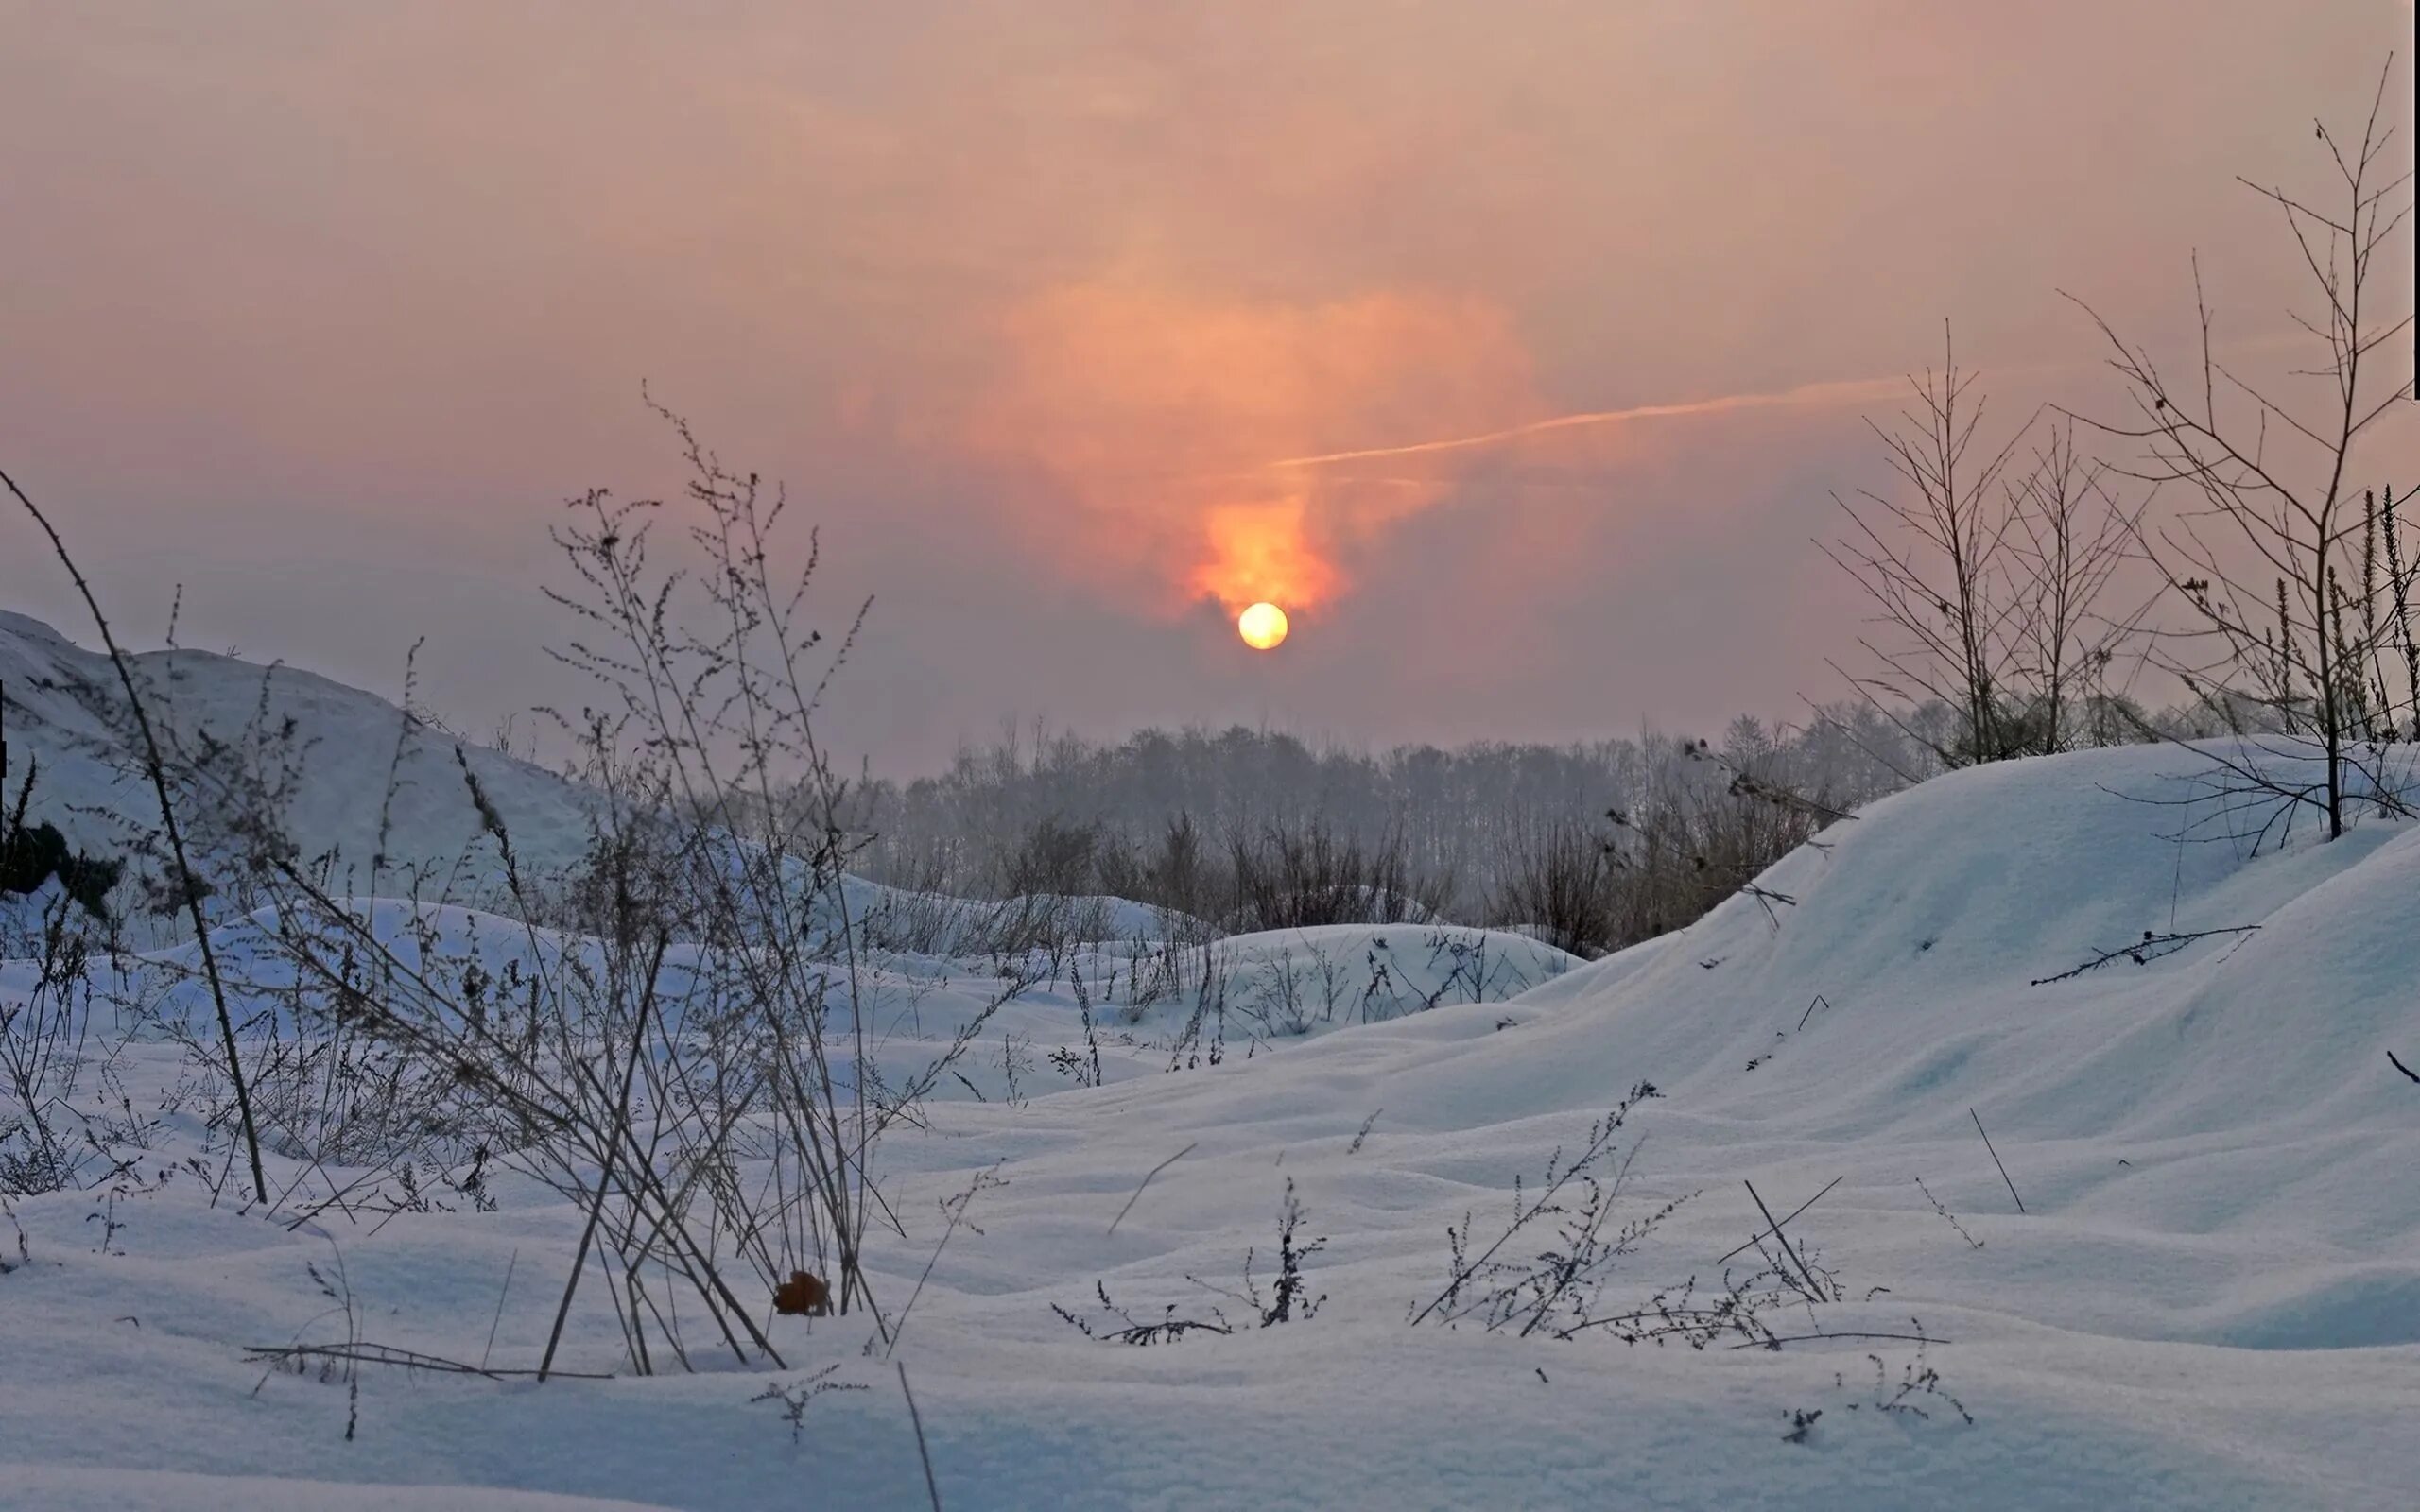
top-left (1237, 601), bottom-right (1289, 650)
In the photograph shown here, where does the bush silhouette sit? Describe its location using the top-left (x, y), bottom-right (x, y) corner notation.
top-left (0, 816), bottom-right (121, 919)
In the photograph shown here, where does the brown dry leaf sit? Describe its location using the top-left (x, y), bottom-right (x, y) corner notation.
top-left (773, 1270), bottom-right (830, 1316)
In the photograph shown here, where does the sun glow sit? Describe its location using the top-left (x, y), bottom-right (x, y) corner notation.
top-left (969, 281), bottom-right (1543, 627)
top-left (1237, 601), bottom-right (1289, 650)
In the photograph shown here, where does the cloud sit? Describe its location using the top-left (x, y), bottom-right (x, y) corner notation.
top-left (966, 279), bottom-right (1544, 616)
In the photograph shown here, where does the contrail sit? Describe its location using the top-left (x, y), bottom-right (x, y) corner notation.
top-left (1257, 372), bottom-right (1914, 471)
top-left (1240, 327), bottom-right (2312, 479)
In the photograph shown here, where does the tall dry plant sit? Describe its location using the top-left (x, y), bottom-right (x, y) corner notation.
top-left (2, 464), bottom-right (268, 1203)
top-left (5, 401), bottom-right (1029, 1377)
top-left (523, 393), bottom-right (1035, 1332)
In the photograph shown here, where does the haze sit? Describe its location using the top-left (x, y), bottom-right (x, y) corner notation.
top-left (2, 1), bottom-right (2411, 771)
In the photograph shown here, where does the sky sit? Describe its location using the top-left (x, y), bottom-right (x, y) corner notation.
top-left (3, 2), bottom-right (2413, 773)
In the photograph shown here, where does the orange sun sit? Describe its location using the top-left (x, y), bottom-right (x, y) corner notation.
top-left (1237, 601), bottom-right (1289, 650)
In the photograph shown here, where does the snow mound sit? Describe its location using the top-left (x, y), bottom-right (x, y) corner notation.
top-left (1, 610), bottom-right (603, 891)
top-left (1470, 742), bottom-right (2420, 1161)
top-left (0, 612), bottom-right (1183, 951)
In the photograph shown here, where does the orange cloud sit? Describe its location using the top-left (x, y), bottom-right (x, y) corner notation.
top-left (968, 280), bottom-right (1542, 616)
top-left (1186, 498), bottom-right (1335, 610)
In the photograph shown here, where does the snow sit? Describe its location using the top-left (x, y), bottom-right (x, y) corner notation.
top-left (0, 610), bottom-right (605, 897)
top-left (0, 610), bottom-right (1181, 953)
top-left (4, 615), bottom-right (2419, 1508)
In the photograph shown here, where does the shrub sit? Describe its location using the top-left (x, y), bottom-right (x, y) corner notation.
top-left (2, 765), bottom-right (122, 920)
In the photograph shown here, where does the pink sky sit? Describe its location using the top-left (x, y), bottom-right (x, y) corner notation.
top-left (3, 2), bottom-right (2412, 770)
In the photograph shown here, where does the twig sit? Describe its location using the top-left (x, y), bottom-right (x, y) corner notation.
top-left (889, 1162), bottom-right (1004, 1359)
top-left (540, 946), bottom-right (663, 1383)
top-left (1796, 995), bottom-right (1830, 1032)
top-left (1970, 1108), bottom-right (2024, 1213)
top-left (1727, 1330), bottom-right (1951, 1351)
top-left (244, 1341), bottom-right (614, 1381)
top-left (1741, 885), bottom-right (1798, 930)
top-left (1743, 1179), bottom-right (1826, 1301)
top-left (481, 1248), bottom-right (519, 1372)
top-left (2389, 1048), bottom-right (2419, 1084)
top-left (2030, 925), bottom-right (2261, 985)
top-left (1347, 1109), bottom-right (1381, 1155)
top-left (898, 1362), bottom-right (942, 1512)
top-left (1914, 1177), bottom-right (1983, 1249)
top-left (1106, 1142), bottom-right (1197, 1236)
top-left (1717, 1175), bottom-right (1842, 1265)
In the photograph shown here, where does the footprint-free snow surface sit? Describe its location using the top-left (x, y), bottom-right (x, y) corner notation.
top-left (3, 619), bottom-right (2416, 1507)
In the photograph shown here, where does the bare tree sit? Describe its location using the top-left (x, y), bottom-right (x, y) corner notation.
top-left (1824, 328), bottom-right (2137, 766)
top-left (2065, 61), bottom-right (2416, 842)
top-left (2002, 421), bottom-right (2142, 755)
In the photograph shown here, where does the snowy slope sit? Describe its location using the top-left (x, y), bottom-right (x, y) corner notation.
top-left (5, 701), bottom-right (2419, 1504)
top-left (0, 611), bottom-right (1180, 949)
top-left (0, 609), bottom-right (604, 894)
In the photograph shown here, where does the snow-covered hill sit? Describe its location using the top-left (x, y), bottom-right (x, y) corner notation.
top-left (4, 618), bottom-right (2417, 1507)
top-left (0, 611), bottom-right (1184, 951)
top-left (1, 610), bottom-right (608, 896)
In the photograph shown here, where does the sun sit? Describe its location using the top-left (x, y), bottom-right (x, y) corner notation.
top-left (1237, 601), bottom-right (1289, 651)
